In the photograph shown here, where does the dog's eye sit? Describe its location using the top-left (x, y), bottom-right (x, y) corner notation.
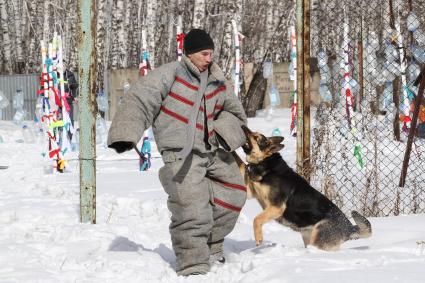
top-left (258, 136), bottom-right (268, 149)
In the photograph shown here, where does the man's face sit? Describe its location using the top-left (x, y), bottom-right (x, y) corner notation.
top-left (188, 49), bottom-right (213, 72)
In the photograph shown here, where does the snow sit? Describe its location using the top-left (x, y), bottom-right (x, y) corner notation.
top-left (0, 109), bottom-right (424, 282)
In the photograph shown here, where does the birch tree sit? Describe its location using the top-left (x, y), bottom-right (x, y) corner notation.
top-left (192, 0), bottom-right (206, 29)
top-left (0, 0), bottom-right (12, 73)
top-left (146, 0), bottom-right (157, 68)
top-left (166, 0), bottom-right (177, 61)
top-left (110, 0), bottom-right (123, 69)
top-left (12, 0), bottom-right (24, 71)
top-left (121, 1), bottom-right (132, 68)
top-left (42, 0), bottom-right (50, 42)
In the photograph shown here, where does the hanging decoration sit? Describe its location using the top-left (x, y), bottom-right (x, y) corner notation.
top-left (232, 19), bottom-right (244, 98)
top-left (139, 29), bottom-right (151, 77)
top-left (289, 26), bottom-right (297, 137)
top-left (37, 33), bottom-right (73, 173)
top-left (139, 136), bottom-right (152, 171)
top-left (176, 15), bottom-right (184, 62)
top-left (317, 50), bottom-right (332, 103)
top-left (342, 19), bottom-right (354, 129)
top-left (395, 9), bottom-right (410, 132)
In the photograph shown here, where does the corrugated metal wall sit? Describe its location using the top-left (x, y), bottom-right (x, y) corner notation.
top-left (0, 74), bottom-right (39, 121)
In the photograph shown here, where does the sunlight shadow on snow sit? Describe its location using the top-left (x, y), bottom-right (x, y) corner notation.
top-left (108, 236), bottom-right (175, 268)
top-left (349, 246), bottom-right (370, 250)
top-left (224, 238), bottom-right (257, 254)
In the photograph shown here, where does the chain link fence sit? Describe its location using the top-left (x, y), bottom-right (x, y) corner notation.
top-left (308, 0), bottom-right (425, 216)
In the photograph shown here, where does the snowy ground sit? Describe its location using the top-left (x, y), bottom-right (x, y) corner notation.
top-left (0, 109), bottom-right (424, 282)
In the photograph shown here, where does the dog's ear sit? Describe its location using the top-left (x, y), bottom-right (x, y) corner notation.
top-left (269, 143), bottom-right (284, 153)
top-left (268, 136), bottom-right (284, 145)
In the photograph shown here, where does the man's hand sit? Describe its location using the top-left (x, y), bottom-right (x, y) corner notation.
top-left (108, 141), bottom-right (134, 153)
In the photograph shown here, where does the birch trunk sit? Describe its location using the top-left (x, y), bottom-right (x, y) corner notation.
top-left (146, 0), bottom-right (157, 68)
top-left (42, 0), bottom-right (50, 42)
top-left (110, 0), bottom-right (123, 69)
top-left (192, 0), bottom-right (206, 29)
top-left (0, 0), bottom-right (12, 73)
top-left (0, 18), bottom-right (3, 73)
top-left (96, 0), bottom-right (107, 92)
top-left (135, 0), bottom-right (145, 67)
top-left (220, 20), bottom-right (233, 77)
top-left (121, 0), bottom-right (132, 68)
top-left (67, 1), bottom-right (78, 70)
top-left (167, 0), bottom-right (177, 60)
top-left (28, 0), bottom-right (42, 72)
top-left (265, 0), bottom-right (274, 59)
top-left (12, 0), bottom-right (24, 70)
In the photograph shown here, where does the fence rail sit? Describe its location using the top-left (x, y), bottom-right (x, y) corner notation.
top-left (0, 74), bottom-right (39, 121)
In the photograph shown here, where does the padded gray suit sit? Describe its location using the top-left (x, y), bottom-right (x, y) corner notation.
top-left (108, 55), bottom-right (247, 275)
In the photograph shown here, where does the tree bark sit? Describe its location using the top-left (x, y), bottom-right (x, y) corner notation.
top-left (192, 0), bottom-right (206, 29)
top-left (146, 0), bottom-right (157, 68)
top-left (0, 0), bottom-right (12, 73)
top-left (243, 65), bottom-right (267, 117)
top-left (12, 0), bottom-right (24, 72)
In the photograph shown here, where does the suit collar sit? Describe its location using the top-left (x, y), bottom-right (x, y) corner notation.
top-left (181, 55), bottom-right (226, 84)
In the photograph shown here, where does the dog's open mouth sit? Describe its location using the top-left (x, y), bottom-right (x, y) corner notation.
top-left (241, 125), bottom-right (253, 153)
top-left (242, 139), bottom-right (252, 153)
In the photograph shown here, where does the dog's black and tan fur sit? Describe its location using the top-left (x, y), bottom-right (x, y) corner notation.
top-left (233, 125), bottom-right (372, 251)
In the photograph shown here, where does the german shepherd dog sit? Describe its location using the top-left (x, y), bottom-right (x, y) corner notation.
top-left (232, 125), bottom-right (372, 251)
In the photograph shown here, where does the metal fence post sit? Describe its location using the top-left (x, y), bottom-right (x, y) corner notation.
top-left (78, 0), bottom-right (97, 224)
top-left (296, 0), bottom-right (311, 180)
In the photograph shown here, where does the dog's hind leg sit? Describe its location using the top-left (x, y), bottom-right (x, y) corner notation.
top-left (309, 220), bottom-right (344, 251)
top-left (300, 228), bottom-right (313, 248)
top-left (253, 205), bottom-right (285, 245)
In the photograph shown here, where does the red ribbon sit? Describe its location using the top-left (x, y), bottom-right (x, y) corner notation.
top-left (49, 148), bottom-right (60, 158)
top-left (52, 88), bottom-right (62, 107)
top-left (176, 33), bottom-right (185, 49)
top-left (63, 92), bottom-right (71, 113)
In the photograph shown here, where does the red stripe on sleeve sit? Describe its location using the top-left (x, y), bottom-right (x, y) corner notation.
top-left (214, 198), bottom-right (242, 212)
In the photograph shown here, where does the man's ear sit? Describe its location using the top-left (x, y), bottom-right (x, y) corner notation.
top-left (268, 136), bottom-right (284, 145)
top-left (269, 143), bottom-right (285, 153)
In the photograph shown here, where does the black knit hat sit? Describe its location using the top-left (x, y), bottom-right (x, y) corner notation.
top-left (183, 29), bottom-right (215, 55)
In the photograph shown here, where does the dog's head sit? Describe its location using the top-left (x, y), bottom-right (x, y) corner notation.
top-left (241, 125), bottom-right (285, 164)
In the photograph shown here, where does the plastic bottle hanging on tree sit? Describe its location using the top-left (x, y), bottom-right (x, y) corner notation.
top-left (408, 61), bottom-right (420, 84)
top-left (271, 127), bottom-right (282, 137)
top-left (268, 84), bottom-right (281, 107)
top-left (413, 29), bottom-right (425, 46)
top-left (95, 113), bottom-right (107, 148)
top-left (263, 59), bottom-right (273, 79)
top-left (381, 82), bottom-right (393, 111)
top-left (96, 91), bottom-right (109, 113)
top-left (410, 45), bottom-right (425, 64)
top-left (407, 12), bottom-right (420, 32)
top-left (13, 89), bottom-right (26, 126)
top-left (0, 91), bottom-right (9, 110)
top-left (0, 92), bottom-right (10, 122)
top-left (318, 50), bottom-right (332, 103)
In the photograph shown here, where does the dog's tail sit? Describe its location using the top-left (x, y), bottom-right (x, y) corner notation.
top-left (349, 211), bottom-right (372, 240)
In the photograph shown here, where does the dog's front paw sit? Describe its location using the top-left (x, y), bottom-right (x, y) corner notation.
top-left (255, 231), bottom-right (263, 246)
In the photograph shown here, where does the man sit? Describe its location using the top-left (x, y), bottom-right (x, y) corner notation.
top-left (63, 63), bottom-right (78, 127)
top-left (108, 29), bottom-right (247, 276)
